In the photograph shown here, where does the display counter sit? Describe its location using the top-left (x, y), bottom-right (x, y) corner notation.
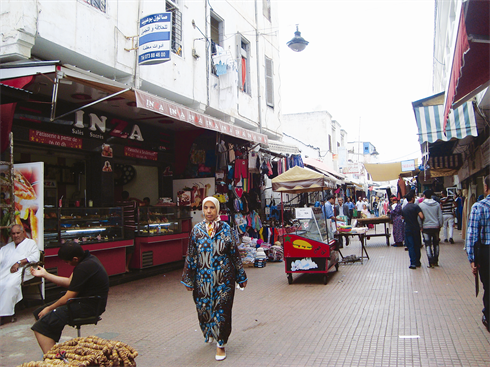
top-left (131, 205), bottom-right (191, 269)
top-left (43, 207), bottom-right (130, 276)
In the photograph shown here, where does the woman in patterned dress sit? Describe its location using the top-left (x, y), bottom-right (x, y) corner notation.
top-left (390, 196), bottom-right (405, 246)
top-left (182, 196), bottom-right (248, 361)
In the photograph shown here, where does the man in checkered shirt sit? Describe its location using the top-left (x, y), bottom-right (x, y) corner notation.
top-left (466, 175), bottom-right (490, 332)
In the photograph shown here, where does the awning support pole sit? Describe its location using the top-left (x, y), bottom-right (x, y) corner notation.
top-left (50, 87), bottom-right (132, 121)
top-left (49, 72), bottom-right (60, 121)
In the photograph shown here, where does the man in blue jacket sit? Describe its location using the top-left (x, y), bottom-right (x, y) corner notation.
top-left (466, 175), bottom-right (490, 332)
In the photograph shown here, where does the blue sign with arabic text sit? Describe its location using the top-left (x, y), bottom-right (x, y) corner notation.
top-left (139, 12), bottom-right (172, 65)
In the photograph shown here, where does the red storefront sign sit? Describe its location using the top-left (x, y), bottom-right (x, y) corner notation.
top-left (29, 129), bottom-right (82, 149)
top-left (124, 146), bottom-right (158, 161)
top-left (135, 89), bottom-right (269, 145)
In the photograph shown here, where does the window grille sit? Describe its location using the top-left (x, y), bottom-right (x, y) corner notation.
top-left (166, 1), bottom-right (183, 56)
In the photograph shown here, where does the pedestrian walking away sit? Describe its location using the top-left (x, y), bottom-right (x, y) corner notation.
top-left (182, 196), bottom-right (248, 361)
top-left (465, 175), bottom-right (490, 333)
top-left (441, 189), bottom-right (455, 243)
top-left (418, 189), bottom-right (444, 267)
top-left (402, 192), bottom-right (424, 269)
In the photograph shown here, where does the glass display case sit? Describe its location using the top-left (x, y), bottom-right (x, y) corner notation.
top-left (44, 207), bottom-right (124, 248)
top-left (293, 207), bottom-right (329, 243)
top-left (135, 205), bottom-right (190, 236)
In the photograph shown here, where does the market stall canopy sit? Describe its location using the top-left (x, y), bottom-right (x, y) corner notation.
top-left (303, 157), bottom-right (345, 180)
top-left (272, 166), bottom-right (328, 194)
top-left (364, 160), bottom-right (419, 182)
top-left (412, 92), bottom-right (478, 144)
top-left (443, 0), bottom-right (490, 130)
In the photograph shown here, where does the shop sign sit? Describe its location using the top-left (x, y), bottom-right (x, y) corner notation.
top-left (29, 129), bottom-right (82, 149)
top-left (74, 111), bottom-right (144, 142)
top-left (124, 146), bottom-right (158, 161)
top-left (135, 89), bottom-right (269, 145)
top-left (139, 13), bottom-right (171, 65)
top-left (342, 163), bottom-right (360, 174)
top-left (401, 159), bottom-right (415, 172)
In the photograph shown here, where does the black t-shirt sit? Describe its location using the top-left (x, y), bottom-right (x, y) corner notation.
top-left (402, 203), bottom-right (422, 232)
top-left (69, 251), bottom-right (109, 313)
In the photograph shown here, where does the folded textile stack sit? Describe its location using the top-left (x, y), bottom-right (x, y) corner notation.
top-left (337, 225), bottom-right (352, 233)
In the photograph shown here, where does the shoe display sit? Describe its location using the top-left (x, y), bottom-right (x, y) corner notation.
top-left (449, 238), bottom-right (454, 244)
top-left (409, 265), bottom-right (416, 269)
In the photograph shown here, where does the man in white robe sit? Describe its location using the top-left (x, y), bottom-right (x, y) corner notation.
top-left (0, 224), bottom-right (40, 324)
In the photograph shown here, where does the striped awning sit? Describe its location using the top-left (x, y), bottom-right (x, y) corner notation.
top-left (413, 100), bottom-right (478, 144)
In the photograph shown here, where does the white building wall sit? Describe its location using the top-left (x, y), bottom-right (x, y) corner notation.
top-left (0, 0), bottom-right (282, 140)
top-left (281, 111), bottom-right (348, 172)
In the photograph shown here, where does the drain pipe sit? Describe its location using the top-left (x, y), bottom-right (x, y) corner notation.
top-left (254, 0), bottom-right (262, 134)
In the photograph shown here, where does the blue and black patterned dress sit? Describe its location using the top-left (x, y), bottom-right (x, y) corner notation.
top-left (181, 221), bottom-right (247, 345)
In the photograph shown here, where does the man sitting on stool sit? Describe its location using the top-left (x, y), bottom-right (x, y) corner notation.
top-left (30, 242), bottom-right (109, 353)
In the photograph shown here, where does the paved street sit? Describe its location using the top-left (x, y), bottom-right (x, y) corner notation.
top-left (1, 226), bottom-right (489, 367)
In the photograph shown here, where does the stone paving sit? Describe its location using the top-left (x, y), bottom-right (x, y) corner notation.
top-left (1, 225), bottom-right (489, 367)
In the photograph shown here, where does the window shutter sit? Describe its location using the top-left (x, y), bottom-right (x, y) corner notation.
top-left (265, 57), bottom-right (274, 107)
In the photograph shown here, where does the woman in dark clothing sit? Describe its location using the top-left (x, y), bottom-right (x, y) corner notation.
top-left (182, 196), bottom-right (248, 361)
top-left (390, 197), bottom-right (405, 246)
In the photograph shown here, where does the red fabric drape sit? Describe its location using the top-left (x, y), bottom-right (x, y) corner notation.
top-left (1, 76), bottom-right (34, 153)
top-left (443, 7), bottom-right (469, 132)
top-left (241, 57), bottom-right (246, 90)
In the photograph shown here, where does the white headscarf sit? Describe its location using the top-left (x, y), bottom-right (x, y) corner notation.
top-left (202, 196), bottom-right (220, 238)
top-left (202, 196), bottom-right (220, 213)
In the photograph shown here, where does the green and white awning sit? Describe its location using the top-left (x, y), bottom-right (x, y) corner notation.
top-left (412, 93), bottom-right (478, 144)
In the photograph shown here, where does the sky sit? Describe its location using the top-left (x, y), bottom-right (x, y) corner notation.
top-left (276, 0), bottom-right (435, 164)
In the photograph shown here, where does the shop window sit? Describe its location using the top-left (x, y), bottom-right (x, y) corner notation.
top-left (263, 0), bottom-right (271, 21)
top-left (237, 35), bottom-right (251, 95)
top-left (211, 12), bottom-right (224, 76)
top-left (265, 56), bottom-right (274, 107)
top-left (80, 0), bottom-right (106, 12)
top-left (166, 0), bottom-right (183, 56)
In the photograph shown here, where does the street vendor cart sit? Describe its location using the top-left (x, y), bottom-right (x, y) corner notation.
top-left (284, 207), bottom-right (339, 284)
top-left (271, 166), bottom-right (340, 285)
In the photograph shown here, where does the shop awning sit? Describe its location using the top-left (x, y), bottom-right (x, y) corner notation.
top-left (135, 89), bottom-right (268, 145)
top-left (271, 166), bottom-right (328, 194)
top-left (412, 93), bottom-right (478, 144)
top-left (1, 61), bottom-right (269, 146)
top-left (303, 157), bottom-right (345, 180)
top-left (443, 0), bottom-right (490, 130)
top-left (265, 141), bottom-right (300, 155)
top-left (364, 160), bottom-right (419, 182)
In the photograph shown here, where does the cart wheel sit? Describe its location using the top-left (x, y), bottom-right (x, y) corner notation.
top-left (323, 274), bottom-right (328, 285)
top-left (287, 274), bottom-right (293, 284)
top-left (335, 263), bottom-right (339, 272)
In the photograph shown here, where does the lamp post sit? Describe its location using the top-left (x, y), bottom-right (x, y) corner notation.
top-left (287, 24), bottom-right (309, 52)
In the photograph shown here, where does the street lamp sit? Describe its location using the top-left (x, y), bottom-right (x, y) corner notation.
top-left (287, 25), bottom-right (309, 52)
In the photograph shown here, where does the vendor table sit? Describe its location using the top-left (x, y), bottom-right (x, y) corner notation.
top-left (334, 228), bottom-right (369, 264)
top-left (355, 216), bottom-right (391, 246)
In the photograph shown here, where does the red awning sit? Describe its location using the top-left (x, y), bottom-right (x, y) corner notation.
top-left (134, 89), bottom-right (269, 145)
top-left (444, 0), bottom-right (490, 132)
